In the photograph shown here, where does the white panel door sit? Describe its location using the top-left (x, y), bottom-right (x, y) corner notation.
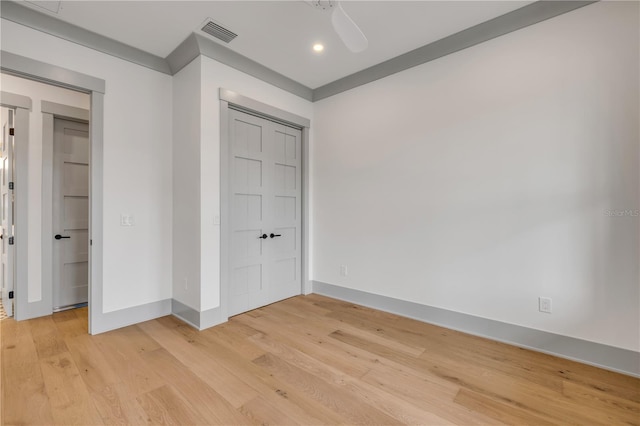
top-left (53, 118), bottom-right (90, 310)
top-left (270, 123), bottom-right (302, 303)
top-left (1, 107), bottom-right (15, 317)
top-left (229, 109), bottom-right (302, 316)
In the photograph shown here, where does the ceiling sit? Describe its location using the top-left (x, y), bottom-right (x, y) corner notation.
top-left (19, 1), bottom-right (533, 89)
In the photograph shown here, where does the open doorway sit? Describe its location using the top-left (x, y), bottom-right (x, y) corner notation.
top-left (0, 72), bottom-right (91, 322)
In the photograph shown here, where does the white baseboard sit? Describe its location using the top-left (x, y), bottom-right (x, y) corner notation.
top-left (313, 281), bottom-right (640, 377)
top-left (90, 298), bottom-right (171, 334)
top-left (171, 299), bottom-right (224, 330)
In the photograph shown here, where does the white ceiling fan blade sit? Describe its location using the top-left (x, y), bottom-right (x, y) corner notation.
top-left (331, 2), bottom-right (368, 53)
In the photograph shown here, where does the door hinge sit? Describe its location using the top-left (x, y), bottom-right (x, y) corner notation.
top-left (8, 236), bottom-right (14, 245)
top-left (9, 128), bottom-right (14, 136)
top-left (8, 291), bottom-right (13, 299)
top-left (8, 182), bottom-right (14, 190)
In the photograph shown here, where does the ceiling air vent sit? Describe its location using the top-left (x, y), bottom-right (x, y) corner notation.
top-left (201, 19), bottom-right (237, 44)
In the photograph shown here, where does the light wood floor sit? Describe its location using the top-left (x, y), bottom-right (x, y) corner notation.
top-left (1, 294), bottom-right (638, 425)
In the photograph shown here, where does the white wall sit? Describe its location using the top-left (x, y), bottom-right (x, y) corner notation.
top-left (1, 19), bottom-right (173, 314)
top-left (0, 74), bottom-right (89, 303)
top-left (312, 1), bottom-right (639, 351)
top-left (172, 57), bottom-right (201, 310)
top-left (199, 56), bottom-right (313, 312)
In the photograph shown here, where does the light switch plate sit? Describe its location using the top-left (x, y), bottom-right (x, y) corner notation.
top-left (120, 214), bottom-right (134, 226)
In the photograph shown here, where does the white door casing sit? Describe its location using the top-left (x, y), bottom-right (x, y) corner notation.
top-left (228, 108), bottom-right (302, 316)
top-left (1, 107), bottom-right (15, 317)
top-left (52, 118), bottom-right (89, 310)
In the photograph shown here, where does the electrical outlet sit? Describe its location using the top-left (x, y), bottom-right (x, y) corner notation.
top-left (340, 265), bottom-right (348, 277)
top-left (184, 277), bottom-right (188, 291)
top-left (539, 297), bottom-right (552, 313)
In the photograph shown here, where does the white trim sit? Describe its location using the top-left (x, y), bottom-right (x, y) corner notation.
top-left (171, 298), bottom-right (200, 328)
top-left (171, 299), bottom-right (224, 331)
top-left (88, 92), bottom-right (103, 334)
top-left (91, 299), bottom-right (171, 334)
top-left (301, 126), bottom-right (312, 295)
top-left (219, 100), bottom-right (230, 322)
top-left (219, 89), bottom-right (310, 129)
top-left (313, 281), bottom-right (640, 377)
top-left (0, 91), bottom-right (32, 110)
top-left (41, 112), bottom-right (54, 316)
top-left (1, 51), bottom-right (105, 94)
top-left (41, 100), bottom-right (89, 122)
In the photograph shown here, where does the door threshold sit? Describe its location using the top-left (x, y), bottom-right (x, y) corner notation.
top-left (53, 302), bottom-right (87, 312)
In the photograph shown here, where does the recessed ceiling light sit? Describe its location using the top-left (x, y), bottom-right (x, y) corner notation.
top-left (313, 43), bottom-right (325, 53)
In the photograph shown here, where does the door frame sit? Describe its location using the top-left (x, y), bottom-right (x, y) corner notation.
top-left (219, 88), bottom-right (311, 321)
top-left (42, 102), bottom-right (90, 313)
top-left (0, 92), bottom-right (31, 318)
top-left (0, 51), bottom-right (105, 333)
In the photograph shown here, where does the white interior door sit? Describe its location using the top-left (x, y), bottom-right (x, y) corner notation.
top-left (53, 118), bottom-right (89, 310)
top-left (228, 109), bottom-right (302, 316)
top-left (1, 107), bottom-right (15, 317)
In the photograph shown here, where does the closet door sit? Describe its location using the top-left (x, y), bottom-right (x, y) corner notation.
top-left (228, 109), bottom-right (301, 316)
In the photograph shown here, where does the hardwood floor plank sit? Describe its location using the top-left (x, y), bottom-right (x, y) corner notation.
top-left (30, 316), bottom-right (70, 359)
top-left (3, 296), bottom-right (639, 426)
top-left (136, 384), bottom-right (207, 425)
top-left (89, 382), bottom-right (151, 425)
top-left (254, 352), bottom-right (402, 425)
top-left (240, 396), bottom-right (301, 425)
top-left (92, 327), bottom-right (165, 396)
top-left (235, 311), bottom-right (373, 379)
top-left (203, 322), bottom-right (268, 361)
top-left (39, 352), bottom-right (104, 425)
top-left (64, 334), bottom-right (121, 392)
top-left (137, 319), bottom-right (261, 409)
top-left (248, 332), bottom-right (455, 425)
top-left (330, 328), bottom-right (615, 425)
top-left (141, 347), bottom-right (257, 425)
top-left (140, 318), bottom-right (348, 425)
top-left (561, 380), bottom-right (640, 425)
top-left (360, 362), bottom-right (497, 425)
top-left (316, 297), bottom-right (637, 402)
top-left (1, 319), bottom-right (55, 425)
top-left (327, 305), bottom-right (567, 393)
top-left (454, 388), bottom-right (557, 425)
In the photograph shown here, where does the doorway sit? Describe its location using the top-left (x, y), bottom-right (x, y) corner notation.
top-left (220, 89), bottom-right (311, 320)
top-left (1, 51), bottom-right (105, 333)
top-left (227, 108), bottom-right (303, 316)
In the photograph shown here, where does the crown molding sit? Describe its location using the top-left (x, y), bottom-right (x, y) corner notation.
top-left (0, 0), bottom-right (171, 75)
top-left (313, 0), bottom-right (597, 101)
top-left (2, 0), bottom-right (597, 102)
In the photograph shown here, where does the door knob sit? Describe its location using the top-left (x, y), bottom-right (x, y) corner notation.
top-left (55, 234), bottom-right (71, 240)
top-left (258, 234), bottom-right (268, 239)
top-left (270, 233), bottom-right (282, 238)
